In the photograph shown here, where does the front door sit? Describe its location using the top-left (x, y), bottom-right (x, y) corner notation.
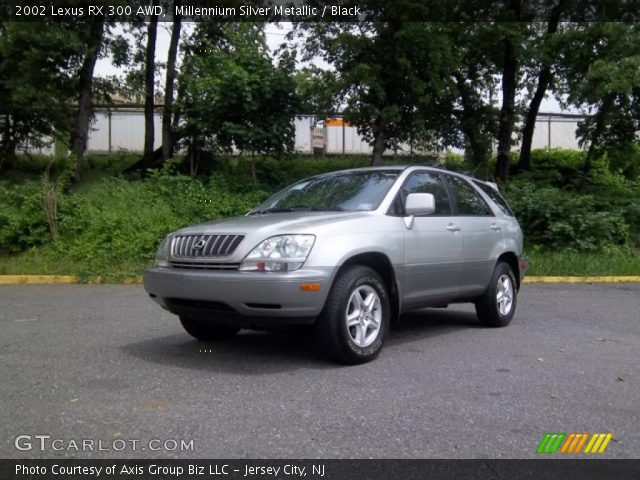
top-left (400, 171), bottom-right (464, 309)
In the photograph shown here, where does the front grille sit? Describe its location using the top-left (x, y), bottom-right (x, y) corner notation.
top-left (169, 262), bottom-right (240, 271)
top-left (171, 234), bottom-right (244, 258)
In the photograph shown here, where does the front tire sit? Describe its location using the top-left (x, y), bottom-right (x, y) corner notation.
top-left (316, 265), bottom-right (390, 364)
top-left (475, 262), bottom-right (518, 327)
top-left (179, 314), bottom-right (240, 340)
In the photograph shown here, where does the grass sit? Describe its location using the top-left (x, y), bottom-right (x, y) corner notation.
top-left (525, 249), bottom-right (640, 276)
top-left (0, 246), bottom-right (152, 283)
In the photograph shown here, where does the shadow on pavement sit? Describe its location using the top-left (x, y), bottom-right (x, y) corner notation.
top-left (121, 308), bottom-right (481, 373)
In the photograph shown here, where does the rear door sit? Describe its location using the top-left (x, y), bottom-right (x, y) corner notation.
top-left (443, 174), bottom-right (499, 295)
top-left (398, 171), bottom-right (463, 308)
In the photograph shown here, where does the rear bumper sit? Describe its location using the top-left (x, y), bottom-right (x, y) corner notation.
top-left (143, 266), bottom-right (333, 326)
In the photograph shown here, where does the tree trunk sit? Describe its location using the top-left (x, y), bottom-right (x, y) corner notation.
top-left (0, 116), bottom-right (15, 171)
top-left (143, 10), bottom-right (159, 165)
top-left (455, 73), bottom-right (489, 166)
top-left (580, 95), bottom-right (614, 190)
top-left (517, 67), bottom-right (551, 172)
top-left (371, 121), bottom-right (386, 166)
top-left (71, 20), bottom-right (105, 183)
top-left (495, 36), bottom-right (518, 183)
top-left (250, 155), bottom-right (257, 182)
top-left (162, 12), bottom-right (181, 161)
top-left (517, 2), bottom-right (563, 172)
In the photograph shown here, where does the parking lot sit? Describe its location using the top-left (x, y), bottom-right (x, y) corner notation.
top-left (1, 283), bottom-right (638, 458)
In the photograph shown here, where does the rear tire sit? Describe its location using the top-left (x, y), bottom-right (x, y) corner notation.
top-left (179, 314), bottom-right (240, 340)
top-left (475, 261), bottom-right (517, 327)
top-left (316, 265), bottom-right (390, 364)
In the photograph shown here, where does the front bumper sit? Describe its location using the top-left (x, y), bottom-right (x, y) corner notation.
top-left (143, 266), bottom-right (333, 326)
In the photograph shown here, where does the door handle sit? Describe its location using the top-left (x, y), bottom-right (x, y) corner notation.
top-left (490, 223), bottom-right (502, 232)
top-left (446, 224), bottom-right (461, 232)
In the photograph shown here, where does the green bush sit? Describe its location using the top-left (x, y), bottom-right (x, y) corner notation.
top-left (2, 150), bottom-right (639, 279)
top-left (51, 171), bottom-right (267, 278)
top-left (0, 180), bottom-right (49, 253)
top-left (506, 180), bottom-right (630, 251)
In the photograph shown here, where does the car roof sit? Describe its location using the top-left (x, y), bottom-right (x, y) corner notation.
top-left (327, 164), bottom-right (472, 177)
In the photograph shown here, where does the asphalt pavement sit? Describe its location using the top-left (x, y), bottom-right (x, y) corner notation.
top-left (1, 283), bottom-right (638, 459)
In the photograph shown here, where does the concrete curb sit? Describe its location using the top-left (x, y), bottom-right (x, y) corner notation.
top-left (1, 275), bottom-right (640, 285)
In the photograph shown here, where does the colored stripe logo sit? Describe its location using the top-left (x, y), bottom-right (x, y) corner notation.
top-left (537, 432), bottom-right (613, 454)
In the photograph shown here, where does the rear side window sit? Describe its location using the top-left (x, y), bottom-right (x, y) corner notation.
top-left (474, 181), bottom-right (515, 217)
top-left (445, 175), bottom-right (493, 216)
top-left (399, 172), bottom-right (452, 215)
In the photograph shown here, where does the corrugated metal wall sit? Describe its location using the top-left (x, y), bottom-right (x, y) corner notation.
top-left (21, 110), bottom-right (586, 156)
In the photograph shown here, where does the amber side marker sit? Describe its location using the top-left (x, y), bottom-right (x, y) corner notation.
top-left (300, 283), bottom-right (321, 291)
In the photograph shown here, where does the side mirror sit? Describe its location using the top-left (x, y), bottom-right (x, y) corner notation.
top-left (405, 193), bottom-right (436, 216)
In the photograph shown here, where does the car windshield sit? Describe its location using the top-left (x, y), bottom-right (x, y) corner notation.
top-left (251, 170), bottom-right (400, 214)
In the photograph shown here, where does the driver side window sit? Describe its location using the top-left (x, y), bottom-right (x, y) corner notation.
top-left (393, 172), bottom-right (452, 215)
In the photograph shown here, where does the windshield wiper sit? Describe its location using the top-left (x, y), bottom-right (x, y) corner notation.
top-left (250, 206), bottom-right (345, 214)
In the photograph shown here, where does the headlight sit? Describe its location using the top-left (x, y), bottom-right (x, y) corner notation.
top-left (154, 234), bottom-right (173, 267)
top-left (240, 235), bottom-right (315, 272)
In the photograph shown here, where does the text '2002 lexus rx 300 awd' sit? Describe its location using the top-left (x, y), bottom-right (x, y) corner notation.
top-left (144, 166), bottom-right (527, 364)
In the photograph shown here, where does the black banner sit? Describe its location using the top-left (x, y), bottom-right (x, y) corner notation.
top-left (2, 460), bottom-right (640, 480)
top-left (3, 0), bottom-right (640, 22)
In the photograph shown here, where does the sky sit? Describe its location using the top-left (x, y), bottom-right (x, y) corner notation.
top-left (94, 22), bottom-right (575, 115)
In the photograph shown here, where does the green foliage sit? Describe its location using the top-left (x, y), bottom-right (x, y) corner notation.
top-left (301, 22), bottom-right (459, 159)
top-left (0, 168), bottom-right (267, 280)
top-left (52, 171), bottom-right (266, 278)
top-left (178, 23), bottom-right (299, 158)
top-left (2, 150), bottom-right (639, 280)
top-left (293, 67), bottom-right (339, 117)
top-left (506, 180), bottom-right (630, 252)
top-left (0, 22), bottom-right (82, 157)
top-left (0, 180), bottom-right (49, 253)
top-left (556, 23), bottom-right (640, 153)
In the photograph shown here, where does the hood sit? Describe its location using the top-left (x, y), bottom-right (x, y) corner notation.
top-left (175, 211), bottom-right (375, 237)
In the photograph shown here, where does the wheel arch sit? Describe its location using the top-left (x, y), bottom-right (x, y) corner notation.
top-left (336, 252), bottom-right (401, 323)
top-left (496, 251), bottom-right (521, 289)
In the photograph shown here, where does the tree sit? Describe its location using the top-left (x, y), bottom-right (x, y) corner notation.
top-left (143, 6), bottom-right (159, 166)
top-left (517, 0), bottom-right (566, 172)
top-left (556, 22), bottom-right (640, 186)
top-left (179, 23), bottom-right (299, 179)
top-left (447, 23), bottom-right (501, 166)
top-left (301, 21), bottom-right (458, 165)
top-left (0, 22), bottom-right (83, 168)
top-left (494, 19), bottom-right (527, 183)
top-left (70, 19), bottom-right (106, 183)
top-left (293, 67), bottom-right (339, 117)
top-left (162, 9), bottom-right (182, 161)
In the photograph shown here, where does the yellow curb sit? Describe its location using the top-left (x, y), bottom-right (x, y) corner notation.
top-left (0, 275), bottom-right (638, 285)
top-left (0, 275), bottom-right (79, 284)
top-left (0, 275), bottom-right (143, 285)
top-left (524, 276), bottom-right (640, 283)
top-left (122, 277), bottom-right (143, 285)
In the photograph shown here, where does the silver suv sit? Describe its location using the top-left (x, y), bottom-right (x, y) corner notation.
top-left (144, 166), bottom-right (526, 364)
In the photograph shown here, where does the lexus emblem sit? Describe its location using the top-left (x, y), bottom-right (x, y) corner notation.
top-left (192, 239), bottom-right (207, 250)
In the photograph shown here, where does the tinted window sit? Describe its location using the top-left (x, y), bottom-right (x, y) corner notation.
top-left (253, 171), bottom-right (399, 213)
top-left (445, 175), bottom-right (493, 216)
top-left (398, 172), bottom-right (451, 215)
top-left (474, 181), bottom-right (514, 217)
